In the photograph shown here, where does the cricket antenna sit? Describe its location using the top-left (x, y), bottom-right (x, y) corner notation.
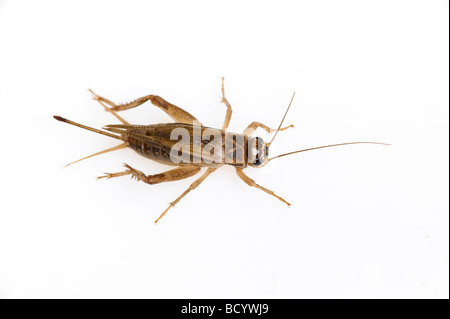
top-left (267, 92), bottom-right (295, 147)
top-left (53, 115), bottom-right (122, 140)
top-left (269, 141), bottom-right (390, 161)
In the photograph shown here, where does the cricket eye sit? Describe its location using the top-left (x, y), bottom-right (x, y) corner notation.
top-left (253, 158), bottom-right (263, 166)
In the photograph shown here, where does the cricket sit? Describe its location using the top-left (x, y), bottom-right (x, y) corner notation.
top-left (54, 78), bottom-right (388, 224)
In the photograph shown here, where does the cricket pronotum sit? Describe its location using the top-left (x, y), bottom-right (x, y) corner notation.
top-left (54, 78), bottom-right (389, 224)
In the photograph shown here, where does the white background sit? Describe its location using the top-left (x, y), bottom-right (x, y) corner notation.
top-left (0, 0), bottom-right (448, 299)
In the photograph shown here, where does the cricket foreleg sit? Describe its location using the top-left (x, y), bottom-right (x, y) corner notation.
top-left (98, 164), bottom-right (201, 184)
top-left (243, 121), bottom-right (294, 136)
top-left (235, 168), bottom-right (291, 206)
top-left (155, 168), bottom-right (216, 224)
top-left (220, 77), bottom-right (233, 130)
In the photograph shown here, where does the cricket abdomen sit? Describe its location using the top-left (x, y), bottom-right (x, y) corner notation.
top-left (126, 135), bottom-right (175, 165)
top-left (104, 123), bottom-right (248, 168)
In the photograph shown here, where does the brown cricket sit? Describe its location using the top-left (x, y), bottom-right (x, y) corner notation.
top-left (54, 78), bottom-right (388, 223)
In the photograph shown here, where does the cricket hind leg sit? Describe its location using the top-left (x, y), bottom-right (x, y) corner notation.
top-left (89, 89), bottom-right (130, 125)
top-left (235, 168), bottom-right (291, 206)
top-left (89, 89), bottom-right (200, 125)
top-left (154, 167), bottom-right (216, 224)
top-left (243, 121), bottom-right (294, 136)
top-left (98, 164), bottom-right (201, 185)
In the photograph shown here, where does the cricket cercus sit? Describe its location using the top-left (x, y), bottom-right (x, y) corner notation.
top-left (54, 78), bottom-right (388, 224)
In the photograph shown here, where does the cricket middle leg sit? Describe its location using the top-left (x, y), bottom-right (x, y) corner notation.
top-left (235, 168), bottom-right (291, 206)
top-left (155, 167), bottom-right (216, 224)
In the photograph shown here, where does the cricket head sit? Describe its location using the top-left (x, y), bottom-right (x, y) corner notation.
top-left (247, 92), bottom-right (296, 169)
top-left (247, 136), bottom-right (269, 168)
